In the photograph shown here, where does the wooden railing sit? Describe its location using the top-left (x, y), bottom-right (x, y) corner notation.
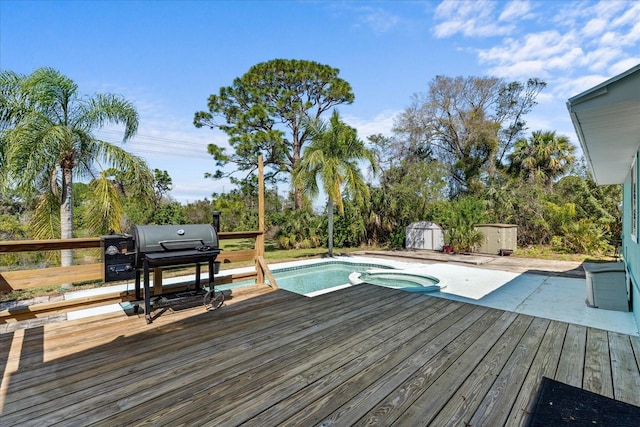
top-left (0, 156), bottom-right (274, 322)
top-left (0, 232), bottom-right (268, 292)
top-left (0, 231), bottom-right (276, 322)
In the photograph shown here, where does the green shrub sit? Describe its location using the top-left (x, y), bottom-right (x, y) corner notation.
top-left (433, 196), bottom-right (487, 253)
top-left (389, 227), bottom-right (406, 249)
top-left (445, 226), bottom-right (484, 254)
top-left (274, 208), bottom-right (322, 250)
top-left (560, 219), bottom-right (612, 255)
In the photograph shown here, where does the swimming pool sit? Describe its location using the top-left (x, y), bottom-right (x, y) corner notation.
top-left (271, 261), bottom-right (395, 296)
top-left (218, 260), bottom-right (444, 297)
top-left (219, 260), bottom-right (393, 297)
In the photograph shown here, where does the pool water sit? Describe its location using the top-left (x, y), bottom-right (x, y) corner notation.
top-left (220, 261), bottom-right (391, 296)
top-left (274, 263), bottom-right (384, 295)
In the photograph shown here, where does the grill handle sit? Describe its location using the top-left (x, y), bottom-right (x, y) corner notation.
top-left (158, 238), bottom-right (206, 251)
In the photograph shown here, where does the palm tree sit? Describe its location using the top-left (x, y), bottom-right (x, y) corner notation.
top-left (0, 67), bottom-right (153, 267)
top-left (294, 110), bottom-right (376, 256)
top-left (508, 130), bottom-right (576, 190)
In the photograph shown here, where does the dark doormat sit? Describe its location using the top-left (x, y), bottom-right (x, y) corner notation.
top-left (526, 377), bottom-right (640, 426)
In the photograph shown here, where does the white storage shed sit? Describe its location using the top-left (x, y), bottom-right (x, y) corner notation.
top-left (405, 221), bottom-right (445, 251)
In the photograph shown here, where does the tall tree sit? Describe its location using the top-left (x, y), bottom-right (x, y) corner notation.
top-left (194, 59), bottom-right (355, 209)
top-left (293, 110), bottom-right (375, 256)
top-left (152, 169), bottom-right (173, 208)
top-left (393, 75), bottom-right (545, 195)
top-left (0, 67), bottom-right (152, 266)
top-left (508, 130), bottom-right (576, 190)
top-left (365, 133), bottom-right (447, 246)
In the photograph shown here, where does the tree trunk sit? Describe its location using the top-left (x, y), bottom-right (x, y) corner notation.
top-left (327, 198), bottom-right (334, 257)
top-left (295, 186), bottom-right (304, 210)
top-left (60, 167), bottom-right (74, 268)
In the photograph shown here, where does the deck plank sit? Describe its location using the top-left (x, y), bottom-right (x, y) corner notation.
top-left (0, 331), bottom-right (14, 374)
top-left (240, 298), bottom-right (470, 427)
top-left (4, 289), bottom-right (300, 403)
top-left (4, 290), bottom-right (307, 417)
top-left (1, 285), bottom-right (638, 426)
top-left (2, 286), bottom-right (384, 423)
top-left (609, 332), bottom-right (640, 405)
top-left (555, 323), bottom-right (587, 387)
top-left (103, 290), bottom-right (430, 425)
top-left (507, 320), bottom-right (568, 426)
top-left (467, 317), bottom-right (550, 427)
top-left (583, 327), bottom-right (613, 397)
top-left (26, 287), bottom-right (405, 424)
top-left (186, 297), bottom-right (464, 426)
top-left (387, 311), bottom-right (524, 426)
top-left (432, 317), bottom-right (551, 426)
top-left (285, 305), bottom-right (494, 427)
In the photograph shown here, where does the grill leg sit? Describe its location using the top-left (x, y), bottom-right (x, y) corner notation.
top-left (144, 259), bottom-right (152, 324)
top-left (195, 263), bottom-right (201, 290)
top-left (208, 257), bottom-right (214, 290)
top-left (135, 269), bottom-right (141, 300)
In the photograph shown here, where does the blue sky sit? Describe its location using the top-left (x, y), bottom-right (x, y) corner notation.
top-left (1, 0), bottom-right (639, 203)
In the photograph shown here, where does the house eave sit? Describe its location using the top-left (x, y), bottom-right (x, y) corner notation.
top-left (566, 64), bottom-right (640, 185)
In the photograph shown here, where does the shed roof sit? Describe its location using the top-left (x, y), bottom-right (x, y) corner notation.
top-left (567, 64), bottom-right (640, 185)
top-left (406, 221), bottom-right (443, 230)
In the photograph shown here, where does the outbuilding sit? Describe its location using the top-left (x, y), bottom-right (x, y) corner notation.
top-left (405, 221), bottom-right (445, 251)
top-left (475, 224), bottom-right (518, 256)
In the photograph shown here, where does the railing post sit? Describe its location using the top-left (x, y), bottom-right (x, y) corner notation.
top-left (256, 155), bottom-right (266, 284)
top-left (212, 211), bottom-right (221, 232)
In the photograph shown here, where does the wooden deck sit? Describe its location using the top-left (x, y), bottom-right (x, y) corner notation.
top-left (1, 284), bottom-right (639, 426)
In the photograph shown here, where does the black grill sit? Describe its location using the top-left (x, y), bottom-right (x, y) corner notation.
top-left (102, 223), bottom-right (222, 324)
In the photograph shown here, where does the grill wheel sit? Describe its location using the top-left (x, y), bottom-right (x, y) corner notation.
top-left (204, 290), bottom-right (225, 311)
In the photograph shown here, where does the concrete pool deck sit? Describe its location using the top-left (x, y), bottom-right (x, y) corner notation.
top-left (394, 262), bottom-right (638, 336)
top-left (356, 251), bottom-right (637, 336)
top-left (2, 251), bottom-right (637, 336)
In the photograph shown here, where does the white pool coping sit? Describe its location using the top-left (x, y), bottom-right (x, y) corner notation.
top-left (61, 255), bottom-right (639, 336)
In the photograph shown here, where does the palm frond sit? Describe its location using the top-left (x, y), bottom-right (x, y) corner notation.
top-left (30, 192), bottom-right (61, 240)
top-left (94, 140), bottom-right (154, 201)
top-left (85, 173), bottom-right (124, 235)
top-left (80, 94), bottom-right (139, 140)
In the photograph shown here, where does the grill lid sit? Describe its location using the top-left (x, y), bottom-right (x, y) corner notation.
top-left (133, 224), bottom-right (219, 255)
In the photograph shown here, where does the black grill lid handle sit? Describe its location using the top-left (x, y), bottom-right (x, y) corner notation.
top-left (158, 239), bottom-right (206, 251)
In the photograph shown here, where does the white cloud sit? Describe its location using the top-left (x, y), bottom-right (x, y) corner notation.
top-left (532, 91), bottom-right (555, 106)
top-left (172, 180), bottom-right (226, 203)
top-left (582, 18), bottom-right (608, 38)
top-left (555, 74), bottom-right (610, 99)
top-left (355, 6), bottom-right (402, 34)
top-left (331, 2), bottom-right (415, 35)
top-left (486, 60), bottom-right (548, 80)
top-left (612, 2), bottom-right (640, 27)
top-left (447, 12), bottom-right (636, 142)
top-left (522, 111), bottom-right (554, 133)
top-left (609, 57), bottom-right (640, 75)
top-left (583, 47), bottom-right (624, 73)
top-left (499, 0), bottom-right (534, 22)
top-left (478, 30), bottom-right (586, 79)
top-left (343, 110), bottom-right (400, 139)
top-left (479, 31), bottom-right (579, 64)
top-left (462, 0), bottom-right (639, 103)
top-left (433, 0), bottom-right (515, 38)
